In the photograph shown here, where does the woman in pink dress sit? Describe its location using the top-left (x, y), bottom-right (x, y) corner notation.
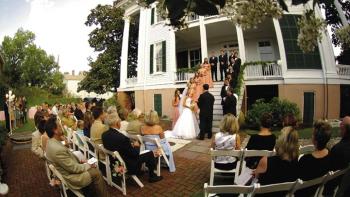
top-left (172, 89), bottom-right (181, 128)
top-left (201, 58), bottom-right (214, 88)
top-left (193, 72), bottom-right (202, 102)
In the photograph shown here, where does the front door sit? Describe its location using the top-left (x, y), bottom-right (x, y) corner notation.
top-left (303, 92), bottom-right (315, 126)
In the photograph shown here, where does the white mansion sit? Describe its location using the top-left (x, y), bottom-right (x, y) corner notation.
top-left (116, 0), bottom-right (350, 124)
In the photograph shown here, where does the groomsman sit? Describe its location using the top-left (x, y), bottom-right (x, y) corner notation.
top-left (220, 79), bottom-right (230, 115)
top-left (222, 88), bottom-right (237, 117)
top-left (229, 50), bottom-right (235, 65)
top-left (218, 49), bottom-right (228, 81)
top-left (231, 51), bottom-right (241, 89)
top-left (209, 51), bottom-right (218, 81)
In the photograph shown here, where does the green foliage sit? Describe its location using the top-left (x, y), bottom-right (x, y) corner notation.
top-left (246, 97), bottom-right (301, 129)
top-left (176, 65), bottom-right (201, 73)
top-left (0, 28), bottom-right (64, 95)
top-left (79, 3), bottom-right (139, 94)
top-left (13, 119), bottom-right (35, 133)
top-left (14, 86), bottom-right (80, 107)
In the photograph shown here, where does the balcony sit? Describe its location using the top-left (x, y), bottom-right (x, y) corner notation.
top-left (337, 64), bottom-right (350, 79)
top-left (125, 77), bottom-right (137, 86)
top-left (174, 71), bottom-right (195, 83)
top-left (187, 13), bottom-right (199, 22)
top-left (244, 63), bottom-right (283, 80)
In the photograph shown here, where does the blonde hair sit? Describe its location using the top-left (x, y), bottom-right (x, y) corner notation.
top-left (144, 110), bottom-right (159, 126)
top-left (275, 126), bottom-right (299, 161)
top-left (219, 114), bottom-right (239, 135)
top-left (77, 120), bottom-right (84, 129)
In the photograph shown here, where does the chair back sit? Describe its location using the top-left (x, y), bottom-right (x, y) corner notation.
top-left (210, 148), bottom-right (244, 158)
top-left (299, 145), bottom-right (315, 155)
top-left (243, 149), bottom-right (276, 158)
top-left (251, 179), bottom-right (302, 197)
top-left (204, 183), bottom-right (255, 197)
top-left (84, 136), bottom-right (97, 159)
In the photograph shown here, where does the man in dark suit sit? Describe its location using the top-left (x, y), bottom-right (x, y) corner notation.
top-left (222, 88), bottom-right (237, 116)
top-left (231, 51), bottom-right (241, 89)
top-left (209, 51), bottom-right (218, 81)
top-left (229, 50), bottom-right (235, 65)
top-left (218, 49), bottom-right (228, 81)
top-left (3, 99), bottom-right (10, 132)
top-left (197, 84), bottom-right (215, 140)
top-left (102, 113), bottom-right (163, 183)
top-left (220, 79), bottom-right (230, 115)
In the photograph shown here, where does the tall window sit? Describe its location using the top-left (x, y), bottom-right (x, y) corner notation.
top-left (279, 15), bottom-right (322, 69)
top-left (190, 49), bottom-right (201, 67)
top-left (150, 41), bottom-right (166, 74)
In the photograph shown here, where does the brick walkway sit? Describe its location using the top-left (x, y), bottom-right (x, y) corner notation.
top-left (3, 139), bottom-right (212, 197)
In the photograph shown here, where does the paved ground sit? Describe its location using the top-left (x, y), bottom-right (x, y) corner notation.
top-left (3, 138), bottom-right (213, 197)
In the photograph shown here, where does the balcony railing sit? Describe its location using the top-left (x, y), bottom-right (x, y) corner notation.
top-left (337, 64), bottom-right (350, 79)
top-left (175, 71), bottom-right (195, 83)
top-left (125, 77), bottom-right (137, 86)
top-left (187, 13), bottom-right (199, 22)
top-left (244, 63), bottom-right (282, 80)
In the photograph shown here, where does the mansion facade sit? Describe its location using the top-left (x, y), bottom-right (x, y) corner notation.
top-left (116, 0), bottom-right (350, 124)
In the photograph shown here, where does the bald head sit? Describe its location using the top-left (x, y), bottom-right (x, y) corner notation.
top-left (340, 116), bottom-right (350, 139)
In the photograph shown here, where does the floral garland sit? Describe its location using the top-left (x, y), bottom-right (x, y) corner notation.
top-left (220, 0), bottom-right (283, 29)
top-left (297, 10), bottom-right (325, 53)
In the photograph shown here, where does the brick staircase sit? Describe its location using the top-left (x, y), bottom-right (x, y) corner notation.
top-left (210, 81), bottom-right (245, 133)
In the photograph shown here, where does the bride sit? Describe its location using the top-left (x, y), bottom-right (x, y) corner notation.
top-left (172, 90), bottom-right (200, 139)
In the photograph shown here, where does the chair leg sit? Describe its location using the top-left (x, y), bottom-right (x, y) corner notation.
top-left (131, 175), bottom-right (144, 188)
top-left (157, 157), bottom-right (161, 176)
top-left (209, 162), bottom-right (215, 186)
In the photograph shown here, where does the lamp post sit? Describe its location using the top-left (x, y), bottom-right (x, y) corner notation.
top-left (6, 90), bottom-right (15, 136)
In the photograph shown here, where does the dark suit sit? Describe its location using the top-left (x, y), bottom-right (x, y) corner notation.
top-left (209, 56), bottom-right (218, 81)
top-left (223, 94), bottom-right (237, 116)
top-left (219, 54), bottom-right (228, 81)
top-left (229, 54), bottom-right (235, 65)
top-left (4, 102), bottom-right (9, 132)
top-left (102, 128), bottom-right (156, 175)
top-left (220, 85), bottom-right (229, 113)
top-left (197, 91), bottom-right (215, 139)
top-left (74, 109), bottom-right (84, 120)
top-left (231, 58), bottom-right (241, 89)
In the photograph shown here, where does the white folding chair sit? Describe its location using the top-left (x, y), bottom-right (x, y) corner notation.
top-left (84, 136), bottom-right (97, 160)
top-left (209, 148), bottom-right (244, 186)
top-left (100, 145), bottom-right (144, 196)
top-left (318, 167), bottom-right (350, 196)
top-left (95, 144), bottom-right (110, 184)
top-left (238, 149), bottom-right (276, 183)
top-left (137, 135), bottom-right (170, 176)
top-left (64, 126), bottom-right (75, 150)
top-left (204, 183), bottom-right (255, 197)
top-left (72, 132), bottom-right (87, 159)
top-left (48, 164), bottom-right (84, 197)
top-left (295, 173), bottom-right (329, 197)
top-left (250, 179), bottom-right (302, 197)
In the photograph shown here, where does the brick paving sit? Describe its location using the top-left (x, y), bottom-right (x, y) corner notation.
top-left (3, 139), bottom-right (213, 197)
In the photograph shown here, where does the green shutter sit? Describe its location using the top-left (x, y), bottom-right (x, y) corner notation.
top-left (154, 94), bottom-right (162, 116)
top-left (151, 8), bottom-right (155, 25)
top-left (150, 44), bottom-right (154, 74)
top-left (162, 41), bottom-right (166, 72)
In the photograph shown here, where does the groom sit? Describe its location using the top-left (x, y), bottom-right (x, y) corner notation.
top-left (197, 84), bottom-right (215, 140)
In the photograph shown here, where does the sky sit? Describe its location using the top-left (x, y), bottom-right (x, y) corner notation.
top-left (0, 0), bottom-right (114, 73)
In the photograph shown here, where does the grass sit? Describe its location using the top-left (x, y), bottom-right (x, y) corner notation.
top-left (243, 127), bottom-right (341, 139)
top-left (13, 119), bottom-right (35, 133)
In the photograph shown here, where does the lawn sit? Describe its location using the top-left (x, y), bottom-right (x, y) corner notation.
top-left (13, 119), bottom-right (35, 133)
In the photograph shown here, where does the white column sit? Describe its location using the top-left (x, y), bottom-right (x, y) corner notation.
top-left (199, 16), bottom-right (208, 61)
top-left (120, 16), bottom-right (130, 88)
top-left (334, 0), bottom-right (348, 27)
top-left (273, 18), bottom-right (288, 75)
top-left (235, 25), bottom-right (246, 63)
top-left (169, 29), bottom-right (177, 81)
top-left (137, 9), bottom-right (145, 83)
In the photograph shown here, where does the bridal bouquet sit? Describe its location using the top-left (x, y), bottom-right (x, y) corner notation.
top-left (190, 102), bottom-right (196, 112)
top-left (112, 161), bottom-right (125, 177)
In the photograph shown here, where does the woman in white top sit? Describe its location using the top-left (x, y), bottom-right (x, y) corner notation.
top-left (211, 113), bottom-right (241, 170)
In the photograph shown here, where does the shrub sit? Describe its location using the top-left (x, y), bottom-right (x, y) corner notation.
top-left (246, 97), bottom-right (300, 129)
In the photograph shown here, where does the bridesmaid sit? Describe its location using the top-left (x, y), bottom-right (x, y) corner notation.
top-left (194, 72), bottom-right (202, 102)
top-left (202, 58), bottom-right (214, 88)
top-left (172, 89), bottom-right (181, 128)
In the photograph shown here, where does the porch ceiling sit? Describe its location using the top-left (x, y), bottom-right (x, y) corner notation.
top-left (206, 21), bottom-right (236, 40)
top-left (243, 18), bottom-right (276, 39)
top-left (175, 27), bottom-right (201, 49)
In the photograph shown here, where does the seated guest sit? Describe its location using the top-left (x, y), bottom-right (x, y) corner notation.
top-left (126, 109), bottom-right (144, 135)
top-left (74, 103), bottom-right (84, 120)
top-left (31, 112), bottom-right (47, 158)
top-left (90, 107), bottom-right (108, 159)
top-left (45, 115), bottom-right (109, 196)
top-left (102, 113), bottom-right (163, 183)
top-left (245, 113), bottom-right (276, 169)
top-left (141, 111), bottom-right (176, 172)
top-left (118, 108), bottom-right (129, 132)
top-left (61, 108), bottom-right (77, 130)
top-left (211, 114), bottom-right (241, 170)
top-left (83, 112), bottom-right (93, 138)
top-left (253, 126), bottom-right (299, 197)
top-left (296, 120), bottom-right (331, 197)
top-left (75, 120), bottom-right (85, 146)
top-left (324, 116), bottom-right (350, 196)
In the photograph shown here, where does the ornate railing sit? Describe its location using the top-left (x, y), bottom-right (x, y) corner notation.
top-left (337, 64), bottom-right (350, 79)
top-left (125, 77), bottom-right (137, 86)
top-left (244, 63), bottom-right (282, 80)
top-left (174, 71), bottom-right (195, 83)
top-left (187, 13), bottom-right (199, 22)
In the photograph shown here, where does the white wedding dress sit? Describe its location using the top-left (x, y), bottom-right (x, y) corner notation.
top-left (172, 97), bottom-right (200, 139)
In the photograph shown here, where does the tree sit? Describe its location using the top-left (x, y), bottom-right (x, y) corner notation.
top-left (79, 2), bottom-right (140, 94)
top-left (0, 28), bottom-right (64, 94)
